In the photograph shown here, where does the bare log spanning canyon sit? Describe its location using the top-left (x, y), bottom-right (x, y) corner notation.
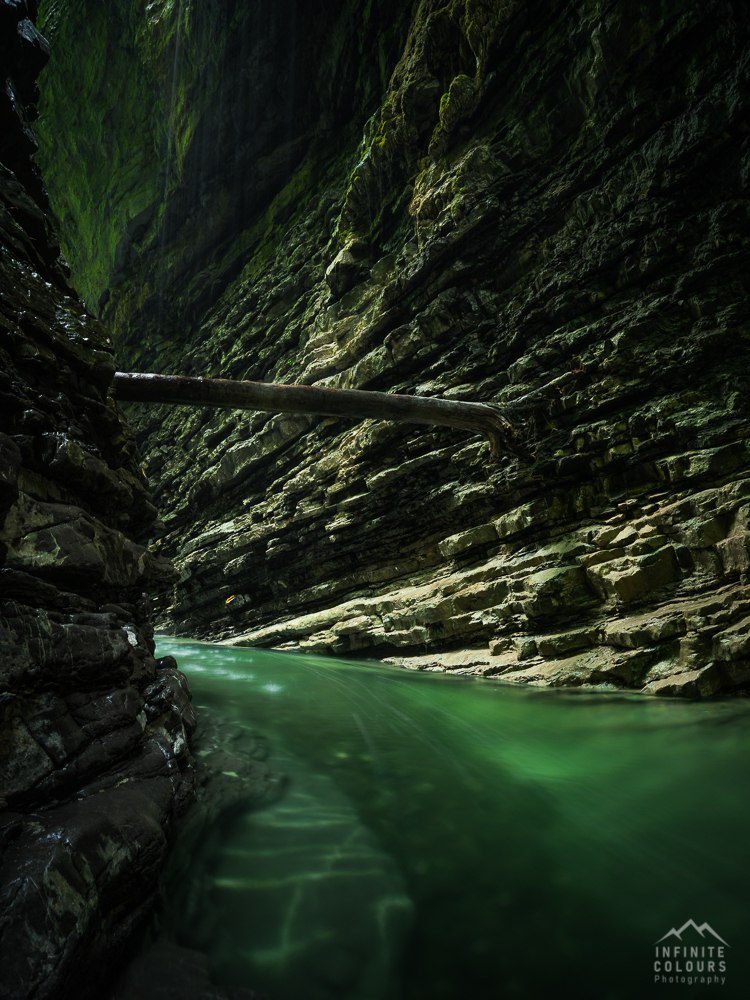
top-left (113, 372), bottom-right (534, 462)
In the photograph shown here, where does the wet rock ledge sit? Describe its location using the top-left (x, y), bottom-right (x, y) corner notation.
top-left (0, 8), bottom-right (276, 998)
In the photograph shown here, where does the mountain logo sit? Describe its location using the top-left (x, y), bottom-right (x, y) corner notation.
top-left (656, 921), bottom-right (730, 947)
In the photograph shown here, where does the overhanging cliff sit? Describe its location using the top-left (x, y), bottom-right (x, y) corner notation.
top-left (35, 0), bottom-right (750, 696)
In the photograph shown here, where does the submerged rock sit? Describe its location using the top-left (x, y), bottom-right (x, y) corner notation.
top-left (134, 730), bottom-right (412, 1000)
top-left (114, 941), bottom-right (270, 1000)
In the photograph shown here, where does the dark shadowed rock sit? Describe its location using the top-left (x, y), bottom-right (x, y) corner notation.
top-left (113, 940), bottom-right (270, 1000)
top-left (0, 5), bottom-right (229, 997)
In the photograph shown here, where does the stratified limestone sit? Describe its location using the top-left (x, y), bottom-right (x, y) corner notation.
top-left (0, 7), bottom-right (262, 999)
top-left (37, 0), bottom-right (750, 698)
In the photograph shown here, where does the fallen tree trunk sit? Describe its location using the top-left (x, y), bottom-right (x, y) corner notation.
top-left (112, 372), bottom-right (534, 462)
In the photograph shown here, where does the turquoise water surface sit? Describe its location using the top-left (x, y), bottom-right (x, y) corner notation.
top-left (154, 638), bottom-right (750, 1000)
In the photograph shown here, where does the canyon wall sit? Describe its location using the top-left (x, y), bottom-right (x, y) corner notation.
top-left (36, 0), bottom-right (750, 697)
top-left (0, 5), bottom-right (258, 997)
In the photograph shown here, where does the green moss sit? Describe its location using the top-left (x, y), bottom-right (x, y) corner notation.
top-left (36, 2), bottom-right (159, 306)
top-left (36, 0), bottom-right (237, 311)
top-left (36, 0), bottom-right (413, 367)
top-left (243, 140), bottom-right (362, 285)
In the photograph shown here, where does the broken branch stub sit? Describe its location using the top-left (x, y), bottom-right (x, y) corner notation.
top-left (113, 372), bottom-right (534, 462)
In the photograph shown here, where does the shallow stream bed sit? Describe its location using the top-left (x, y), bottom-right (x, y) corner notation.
top-left (152, 637), bottom-right (749, 999)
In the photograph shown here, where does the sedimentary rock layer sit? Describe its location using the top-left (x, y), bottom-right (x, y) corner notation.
top-left (0, 7), bottom-right (254, 998)
top-left (37, 0), bottom-right (750, 697)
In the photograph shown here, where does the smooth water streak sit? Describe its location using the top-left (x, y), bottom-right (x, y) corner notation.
top-left (155, 637), bottom-right (750, 1000)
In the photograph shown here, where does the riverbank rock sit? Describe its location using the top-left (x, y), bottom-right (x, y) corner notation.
top-left (34, 0), bottom-right (750, 698)
top-left (0, 7), bottom-right (200, 997)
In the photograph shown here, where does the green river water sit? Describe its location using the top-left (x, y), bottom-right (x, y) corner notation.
top-left (153, 637), bottom-right (749, 1000)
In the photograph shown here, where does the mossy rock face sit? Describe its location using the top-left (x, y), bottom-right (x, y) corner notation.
top-left (35, 0), bottom-right (750, 697)
top-left (35, 0), bottom-right (417, 355)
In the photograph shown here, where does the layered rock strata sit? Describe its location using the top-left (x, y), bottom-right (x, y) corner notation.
top-left (37, 0), bottom-right (750, 696)
top-left (0, 7), bottom-right (275, 998)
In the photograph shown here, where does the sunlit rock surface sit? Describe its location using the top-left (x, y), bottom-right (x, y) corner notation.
top-left (35, 0), bottom-right (750, 697)
top-left (0, 6), bottom-right (281, 998)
